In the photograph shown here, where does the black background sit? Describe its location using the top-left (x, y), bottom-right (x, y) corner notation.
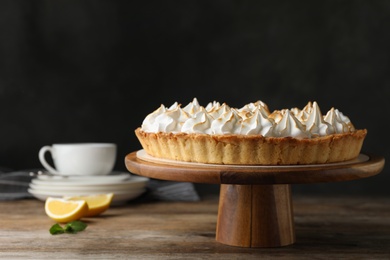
top-left (0, 1), bottom-right (388, 196)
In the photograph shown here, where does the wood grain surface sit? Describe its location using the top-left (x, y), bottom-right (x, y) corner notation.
top-left (1, 196), bottom-right (389, 259)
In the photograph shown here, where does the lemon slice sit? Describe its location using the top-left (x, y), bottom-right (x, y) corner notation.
top-left (45, 197), bottom-right (89, 223)
top-left (65, 193), bottom-right (114, 217)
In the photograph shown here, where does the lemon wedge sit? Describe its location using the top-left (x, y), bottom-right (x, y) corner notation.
top-left (65, 193), bottom-right (114, 217)
top-left (45, 197), bottom-right (89, 223)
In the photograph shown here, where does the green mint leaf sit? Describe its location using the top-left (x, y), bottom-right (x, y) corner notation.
top-left (49, 224), bottom-right (65, 235)
top-left (64, 221), bottom-right (88, 233)
top-left (49, 221), bottom-right (87, 235)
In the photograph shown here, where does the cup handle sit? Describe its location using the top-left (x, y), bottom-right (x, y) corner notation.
top-left (38, 146), bottom-right (59, 174)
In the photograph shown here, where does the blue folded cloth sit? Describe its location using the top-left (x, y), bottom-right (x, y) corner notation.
top-left (146, 179), bottom-right (200, 202)
top-left (0, 169), bottom-right (37, 200)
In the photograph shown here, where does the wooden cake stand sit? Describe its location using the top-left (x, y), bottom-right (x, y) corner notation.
top-left (125, 150), bottom-right (385, 248)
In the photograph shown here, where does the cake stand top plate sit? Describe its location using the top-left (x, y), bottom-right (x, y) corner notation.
top-left (125, 150), bottom-right (385, 185)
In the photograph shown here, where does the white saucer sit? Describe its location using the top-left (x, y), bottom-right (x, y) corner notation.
top-left (31, 175), bottom-right (149, 189)
top-left (29, 183), bottom-right (146, 193)
top-left (36, 171), bottom-right (132, 184)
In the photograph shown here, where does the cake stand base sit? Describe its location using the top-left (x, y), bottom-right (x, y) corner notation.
top-left (217, 184), bottom-right (294, 247)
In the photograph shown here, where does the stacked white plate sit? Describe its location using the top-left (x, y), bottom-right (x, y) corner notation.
top-left (28, 172), bottom-right (149, 205)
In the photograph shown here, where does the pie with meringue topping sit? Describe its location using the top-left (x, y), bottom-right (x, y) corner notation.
top-left (135, 98), bottom-right (367, 165)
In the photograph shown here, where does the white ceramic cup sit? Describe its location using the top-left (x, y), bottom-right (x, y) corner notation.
top-left (38, 143), bottom-right (117, 176)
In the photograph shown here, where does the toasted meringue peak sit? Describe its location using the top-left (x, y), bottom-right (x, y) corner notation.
top-left (207, 103), bottom-right (231, 120)
top-left (235, 109), bottom-right (274, 136)
top-left (181, 107), bottom-right (213, 134)
top-left (182, 97), bottom-right (201, 115)
top-left (141, 104), bottom-right (167, 133)
top-left (205, 101), bottom-right (221, 111)
top-left (324, 108), bottom-right (355, 133)
top-left (291, 106), bottom-right (310, 122)
top-left (272, 110), bottom-right (311, 138)
top-left (302, 101), bottom-right (313, 114)
top-left (238, 100), bottom-right (270, 114)
top-left (210, 109), bottom-right (240, 134)
top-left (167, 101), bottom-right (180, 110)
top-left (290, 107), bottom-right (301, 116)
top-left (268, 110), bottom-right (283, 123)
top-left (305, 102), bottom-right (335, 136)
top-left (254, 100), bottom-right (270, 114)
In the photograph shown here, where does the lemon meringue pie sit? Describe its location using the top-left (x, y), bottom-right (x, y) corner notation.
top-left (135, 98), bottom-right (367, 165)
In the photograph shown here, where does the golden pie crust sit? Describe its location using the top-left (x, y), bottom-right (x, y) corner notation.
top-left (135, 127), bottom-right (367, 165)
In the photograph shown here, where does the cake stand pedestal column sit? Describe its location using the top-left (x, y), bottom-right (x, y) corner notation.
top-left (216, 184), bottom-right (294, 247)
top-left (125, 150), bottom-right (384, 248)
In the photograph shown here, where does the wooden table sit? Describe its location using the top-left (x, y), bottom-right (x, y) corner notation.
top-left (1, 195), bottom-right (389, 259)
